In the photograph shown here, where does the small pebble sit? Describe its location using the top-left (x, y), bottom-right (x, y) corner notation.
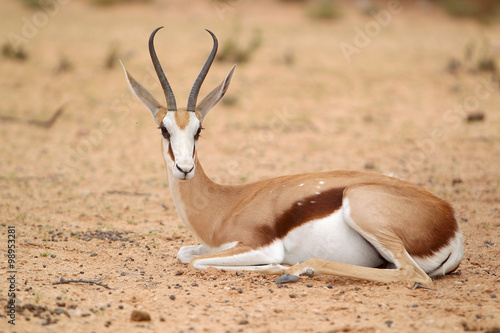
top-left (82, 313), bottom-right (91, 317)
top-left (364, 162), bottom-right (375, 170)
top-left (237, 288), bottom-right (243, 294)
top-left (118, 305), bottom-right (124, 309)
top-left (306, 283), bottom-right (313, 288)
top-left (104, 320), bottom-right (111, 327)
top-left (327, 284), bottom-right (333, 289)
top-left (289, 294), bottom-right (297, 298)
top-left (466, 112), bottom-right (485, 123)
top-left (239, 319), bottom-right (249, 325)
top-left (130, 310), bottom-right (151, 322)
top-left (50, 254), bottom-right (56, 258)
top-left (169, 295), bottom-right (176, 301)
top-left (354, 286), bottom-right (360, 291)
top-left (491, 294), bottom-right (497, 298)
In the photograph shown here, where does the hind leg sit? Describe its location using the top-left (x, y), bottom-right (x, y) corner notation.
top-left (278, 184), bottom-right (435, 285)
top-left (277, 246), bottom-right (431, 285)
top-left (276, 256), bottom-right (430, 284)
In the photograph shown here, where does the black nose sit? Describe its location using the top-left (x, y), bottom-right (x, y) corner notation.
top-left (176, 164), bottom-right (194, 176)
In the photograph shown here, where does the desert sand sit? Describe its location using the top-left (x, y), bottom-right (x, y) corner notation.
top-left (0, 1), bottom-right (499, 332)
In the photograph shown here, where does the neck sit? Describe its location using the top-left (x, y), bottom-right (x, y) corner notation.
top-left (167, 158), bottom-right (236, 247)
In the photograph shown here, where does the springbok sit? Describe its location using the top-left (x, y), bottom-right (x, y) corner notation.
top-left (122, 27), bottom-right (463, 286)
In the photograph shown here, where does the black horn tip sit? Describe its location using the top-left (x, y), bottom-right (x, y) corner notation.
top-left (150, 26), bottom-right (164, 40)
top-left (205, 29), bottom-right (218, 42)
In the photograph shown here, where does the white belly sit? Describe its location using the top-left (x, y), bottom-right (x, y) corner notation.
top-left (282, 208), bottom-right (385, 267)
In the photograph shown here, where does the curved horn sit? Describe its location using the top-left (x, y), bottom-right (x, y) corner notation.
top-left (187, 29), bottom-right (218, 112)
top-left (149, 26), bottom-right (177, 111)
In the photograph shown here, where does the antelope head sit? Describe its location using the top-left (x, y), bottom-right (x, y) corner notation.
top-left (122, 27), bottom-right (235, 180)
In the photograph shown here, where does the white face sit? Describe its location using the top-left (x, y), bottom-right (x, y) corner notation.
top-left (160, 110), bottom-right (202, 180)
top-left (123, 59), bottom-right (234, 181)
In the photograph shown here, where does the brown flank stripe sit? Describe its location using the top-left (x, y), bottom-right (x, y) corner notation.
top-left (257, 187), bottom-right (346, 244)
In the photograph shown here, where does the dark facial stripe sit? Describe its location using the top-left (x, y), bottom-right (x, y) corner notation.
top-left (167, 143), bottom-right (175, 162)
top-left (256, 187), bottom-right (346, 245)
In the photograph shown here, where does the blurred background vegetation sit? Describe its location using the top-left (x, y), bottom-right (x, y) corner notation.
top-left (433, 0), bottom-right (500, 23)
top-left (10, 0), bottom-right (500, 78)
top-left (18, 0), bottom-right (500, 24)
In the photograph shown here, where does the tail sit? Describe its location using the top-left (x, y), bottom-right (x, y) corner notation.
top-left (427, 230), bottom-right (463, 278)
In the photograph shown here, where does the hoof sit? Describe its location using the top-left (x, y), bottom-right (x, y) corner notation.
top-left (275, 273), bottom-right (299, 284)
top-left (411, 282), bottom-right (436, 291)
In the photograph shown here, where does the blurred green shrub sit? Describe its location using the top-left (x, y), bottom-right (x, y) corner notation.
top-left (217, 28), bottom-right (262, 64)
top-left (20, 0), bottom-right (151, 6)
top-left (21, 0), bottom-right (50, 9)
top-left (88, 0), bottom-right (151, 5)
top-left (436, 0), bottom-right (500, 23)
top-left (2, 42), bottom-right (28, 61)
top-left (307, 0), bottom-right (342, 20)
top-left (104, 42), bottom-right (120, 69)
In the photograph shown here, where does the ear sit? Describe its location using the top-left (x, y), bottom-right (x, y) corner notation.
top-left (197, 65), bottom-right (235, 121)
top-left (120, 60), bottom-right (163, 125)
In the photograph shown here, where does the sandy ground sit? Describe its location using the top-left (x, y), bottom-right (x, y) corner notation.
top-left (0, 0), bottom-right (499, 332)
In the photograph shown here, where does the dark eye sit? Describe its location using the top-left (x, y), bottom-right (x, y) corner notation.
top-left (194, 126), bottom-right (203, 141)
top-left (159, 126), bottom-right (170, 140)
